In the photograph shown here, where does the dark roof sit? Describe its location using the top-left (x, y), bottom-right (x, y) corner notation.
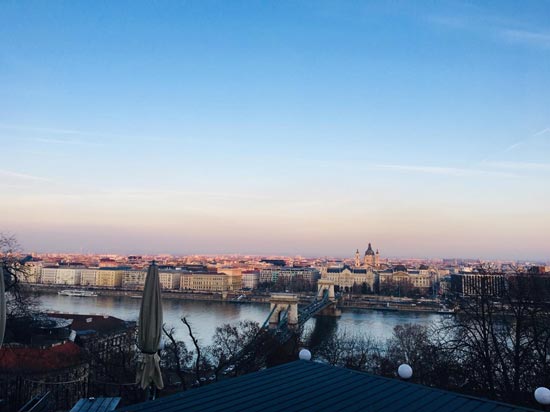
top-left (32, 315), bottom-right (73, 330)
top-left (70, 397), bottom-right (120, 412)
top-left (365, 242), bottom-right (375, 256)
top-left (118, 361), bottom-right (537, 412)
top-left (327, 265), bottom-right (368, 274)
top-left (47, 313), bottom-right (132, 336)
top-left (0, 342), bottom-right (82, 372)
top-left (260, 259), bottom-right (286, 266)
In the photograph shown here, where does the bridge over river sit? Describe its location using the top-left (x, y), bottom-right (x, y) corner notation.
top-left (263, 279), bottom-right (341, 341)
top-left (228, 280), bottom-right (341, 371)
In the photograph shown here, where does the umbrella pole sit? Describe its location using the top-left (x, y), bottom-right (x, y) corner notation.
top-left (144, 383), bottom-right (157, 401)
top-left (145, 384), bottom-right (157, 401)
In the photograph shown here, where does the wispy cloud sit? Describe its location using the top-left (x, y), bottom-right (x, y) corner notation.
top-left (0, 123), bottom-right (88, 135)
top-left (483, 161), bottom-right (550, 171)
top-left (533, 127), bottom-right (550, 137)
top-left (499, 29), bottom-right (550, 49)
top-left (0, 123), bottom-right (185, 144)
top-left (373, 164), bottom-right (516, 178)
top-left (0, 169), bottom-right (52, 182)
top-left (503, 141), bottom-right (524, 153)
top-left (426, 9), bottom-right (550, 51)
top-left (481, 126), bottom-right (550, 162)
top-left (114, 189), bottom-right (274, 201)
top-left (29, 137), bottom-right (100, 146)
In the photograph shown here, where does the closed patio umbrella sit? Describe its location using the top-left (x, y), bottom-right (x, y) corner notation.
top-left (0, 267), bottom-right (5, 348)
top-left (136, 262), bottom-right (164, 391)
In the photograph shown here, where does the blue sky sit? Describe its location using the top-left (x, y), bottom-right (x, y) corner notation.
top-left (1, 1), bottom-right (549, 260)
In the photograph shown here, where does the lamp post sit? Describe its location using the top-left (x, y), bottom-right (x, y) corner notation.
top-left (397, 364), bottom-right (413, 380)
top-left (299, 349), bottom-right (312, 361)
top-left (535, 387), bottom-right (550, 407)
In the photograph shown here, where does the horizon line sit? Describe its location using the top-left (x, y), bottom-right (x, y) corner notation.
top-left (21, 250), bottom-right (548, 264)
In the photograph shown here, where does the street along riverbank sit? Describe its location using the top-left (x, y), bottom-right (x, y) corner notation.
top-left (29, 284), bottom-right (452, 314)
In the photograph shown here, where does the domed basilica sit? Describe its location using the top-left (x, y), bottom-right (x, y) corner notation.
top-left (354, 243), bottom-right (380, 268)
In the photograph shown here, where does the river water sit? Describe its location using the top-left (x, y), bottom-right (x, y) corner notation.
top-left (38, 293), bottom-right (441, 347)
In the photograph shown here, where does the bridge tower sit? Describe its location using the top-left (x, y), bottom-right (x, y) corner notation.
top-left (317, 279), bottom-right (336, 301)
top-left (316, 279), bottom-right (341, 317)
top-left (268, 293), bottom-right (299, 330)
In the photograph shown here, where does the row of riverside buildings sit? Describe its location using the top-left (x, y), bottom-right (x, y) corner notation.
top-left (28, 265), bottom-right (244, 292)
top-left (23, 245), bottom-right (440, 295)
top-left (27, 261), bottom-right (439, 295)
top-left (23, 263), bottom-right (320, 293)
top-left (23, 244), bottom-right (548, 297)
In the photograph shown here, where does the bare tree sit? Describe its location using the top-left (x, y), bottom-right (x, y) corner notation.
top-left (1, 233), bottom-right (39, 322)
top-left (437, 266), bottom-right (550, 405)
top-left (341, 334), bottom-right (381, 372)
top-left (161, 326), bottom-right (192, 390)
top-left (181, 317), bottom-right (208, 387)
top-left (313, 329), bottom-right (381, 372)
top-left (207, 320), bottom-right (261, 380)
top-left (380, 323), bottom-right (461, 390)
top-left (314, 330), bottom-right (348, 366)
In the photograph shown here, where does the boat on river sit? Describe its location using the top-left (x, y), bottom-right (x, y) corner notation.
top-left (58, 289), bottom-right (98, 297)
top-left (229, 294), bottom-right (248, 303)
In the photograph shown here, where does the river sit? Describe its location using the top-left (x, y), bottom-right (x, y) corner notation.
top-left (38, 293), bottom-right (442, 347)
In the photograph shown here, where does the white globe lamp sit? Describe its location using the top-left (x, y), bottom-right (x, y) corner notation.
top-left (534, 387), bottom-right (550, 405)
top-left (398, 363), bottom-right (413, 380)
top-left (299, 349), bottom-right (312, 361)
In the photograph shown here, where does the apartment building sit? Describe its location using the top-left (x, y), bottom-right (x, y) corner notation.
top-left (450, 272), bottom-right (505, 297)
top-left (54, 268), bottom-right (82, 286)
top-left (97, 269), bottom-right (123, 288)
top-left (378, 265), bottom-right (437, 291)
top-left (40, 267), bottom-right (58, 284)
top-left (80, 269), bottom-right (99, 286)
top-left (242, 271), bottom-right (259, 289)
top-left (121, 270), bottom-right (147, 290)
top-left (159, 271), bottom-right (181, 290)
top-left (180, 272), bottom-right (233, 292)
top-left (259, 267), bottom-right (320, 284)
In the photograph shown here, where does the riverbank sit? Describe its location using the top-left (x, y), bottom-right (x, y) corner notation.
top-left (28, 284), bottom-right (272, 303)
top-left (341, 301), bottom-right (454, 314)
top-left (27, 284), bottom-right (454, 314)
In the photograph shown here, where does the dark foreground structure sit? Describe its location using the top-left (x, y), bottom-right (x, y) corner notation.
top-left (119, 360), bottom-right (539, 412)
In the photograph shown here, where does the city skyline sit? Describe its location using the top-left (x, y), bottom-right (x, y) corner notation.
top-left (1, 1), bottom-right (549, 260)
top-left (13, 246), bottom-right (549, 264)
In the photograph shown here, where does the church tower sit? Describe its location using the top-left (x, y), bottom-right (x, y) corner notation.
top-left (375, 249), bottom-right (380, 268)
top-left (354, 249), bottom-right (360, 267)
